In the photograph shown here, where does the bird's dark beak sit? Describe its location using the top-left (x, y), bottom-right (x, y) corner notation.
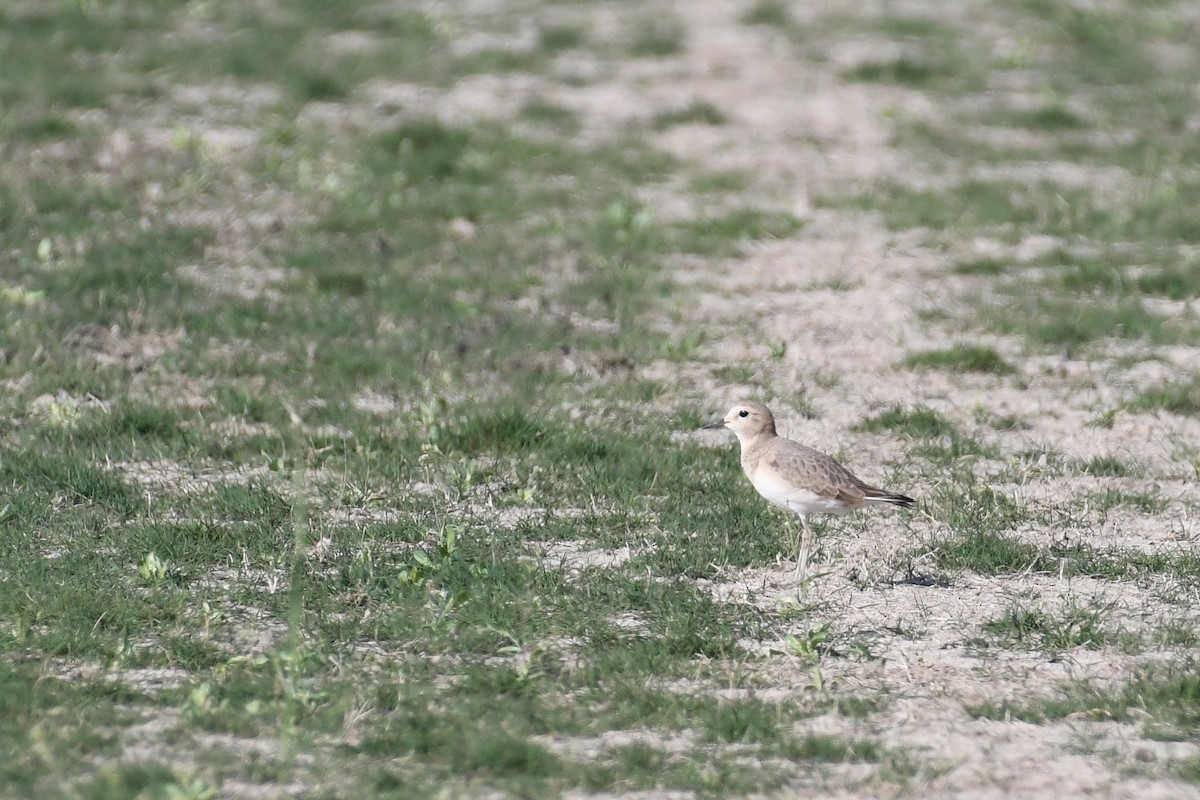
top-left (702, 418), bottom-right (726, 430)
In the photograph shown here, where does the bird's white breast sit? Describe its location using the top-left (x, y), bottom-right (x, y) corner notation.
top-left (748, 467), bottom-right (854, 516)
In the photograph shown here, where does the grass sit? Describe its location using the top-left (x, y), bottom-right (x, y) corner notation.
top-left (814, 0), bottom-right (1200, 358)
top-left (834, 181), bottom-right (1037, 232)
top-left (922, 509), bottom-right (1200, 582)
top-left (1131, 378), bottom-right (1200, 416)
top-left (651, 99), bottom-right (728, 129)
top-left (0, 10), bottom-right (875, 770)
top-left (970, 660), bottom-right (1200, 742)
top-left (6, 0), bottom-right (1200, 795)
top-left (671, 209), bottom-right (804, 255)
top-left (0, 0), bottom-right (844, 794)
top-left (628, 16), bottom-right (686, 57)
top-left (742, 1), bottom-right (791, 28)
top-left (902, 343), bottom-right (1014, 375)
top-left (856, 405), bottom-right (957, 438)
top-left (976, 596), bottom-right (1123, 655)
top-left (1077, 455), bottom-right (1140, 478)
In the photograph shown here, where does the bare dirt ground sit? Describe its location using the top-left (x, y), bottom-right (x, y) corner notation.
top-left (424, 0), bottom-right (1200, 796)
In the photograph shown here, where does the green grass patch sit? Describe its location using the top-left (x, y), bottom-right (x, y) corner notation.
top-left (520, 98), bottom-right (581, 132)
top-left (977, 597), bottom-right (1120, 655)
top-left (689, 171), bottom-right (750, 194)
top-left (1083, 487), bottom-right (1167, 515)
top-left (845, 58), bottom-right (952, 87)
top-left (952, 257), bottom-right (1007, 276)
top-left (923, 492), bottom-right (1200, 580)
top-left (856, 405), bottom-right (957, 438)
top-left (741, 0), bottom-right (791, 28)
top-left (981, 292), bottom-right (1182, 350)
top-left (628, 17), bottom-right (686, 57)
top-left (833, 181), bottom-right (1036, 232)
top-left (986, 102), bottom-right (1089, 130)
top-left (902, 343), bottom-right (1014, 375)
top-left (671, 208), bottom-right (803, 255)
top-left (1131, 378), bottom-right (1200, 416)
top-left (1076, 454), bottom-right (1139, 478)
top-left (652, 99), bottom-right (728, 129)
top-left (539, 25), bottom-right (586, 52)
top-left (970, 660), bottom-right (1200, 740)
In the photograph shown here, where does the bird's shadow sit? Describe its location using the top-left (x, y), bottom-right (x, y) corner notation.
top-left (889, 572), bottom-right (952, 588)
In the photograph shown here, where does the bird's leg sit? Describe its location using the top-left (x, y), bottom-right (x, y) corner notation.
top-left (795, 515), bottom-right (812, 583)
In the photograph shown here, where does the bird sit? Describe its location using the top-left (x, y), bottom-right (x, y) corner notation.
top-left (703, 400), bottom-right (915, 584)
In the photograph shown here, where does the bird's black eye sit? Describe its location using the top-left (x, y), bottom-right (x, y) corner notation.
top-left (738, 409), bottom-right (749, 418)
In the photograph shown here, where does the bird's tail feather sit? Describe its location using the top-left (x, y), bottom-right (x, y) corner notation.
top-left (863, 488), bottom-right (916, 509)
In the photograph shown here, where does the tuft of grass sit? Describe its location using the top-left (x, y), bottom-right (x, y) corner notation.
top-left (836, 696), bottom-right (886, 718)
top-left (689, 170), bottom-right (750, 194)
top-left (929, 525), bottom-right (1039, 576)
top-left (453, 48), bottom-right (541, 76)
top-left (834, 181), bottom-right (1035, 232)
top-left (741, 0), bottom-right (791, 28)
top-left (1084, 487), bottom-right (1167, 515)
top-left (855, 405), bottom-right (957, 438)
top-left (520, 99), bottom-right (580, 132)
top-left (439, 407), bottom-right (548, 455)
top-left (294, 68), bottom-right (348, 101)
top-left (845, 58), bottom-right (947, 86)
top-left (989, 103), bottom-right (1088, 130)
top-left (979, 597), bottom-right (1118, 654)
top-left (902, 343), bottom-right (1014, 375)
top-left (778, 734), bottom-right (881, 763)
top-left (538, 25), bottom-right (586, 53)
top-left (672, 209), bottom-right (803, 255)
top-left (651, 100), bottom-right (728, 129)
top-left (629, 18), bottom-right (685, 57)
top-left (1133, 258), bottom-right (1200, 301)
top-left (952, 257), bottom-right (1007, 276)
top-left (5, 113), bottom-right (80, 141)
top-left (1076, 455), bottom-right (1140, 478)
top-left (969, 660), bottom-right (1200, 740)
top-left (982, 293), bottom-right (1180, 350)
top-left (1130, 379), bottom-right (1200, 416)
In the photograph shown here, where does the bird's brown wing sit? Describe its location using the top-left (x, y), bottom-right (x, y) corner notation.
top-left (764, 439), bottom-right (869, 504)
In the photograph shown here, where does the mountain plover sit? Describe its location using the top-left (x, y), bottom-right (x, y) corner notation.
top-left (704, 401), bottom-right (915, 582)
